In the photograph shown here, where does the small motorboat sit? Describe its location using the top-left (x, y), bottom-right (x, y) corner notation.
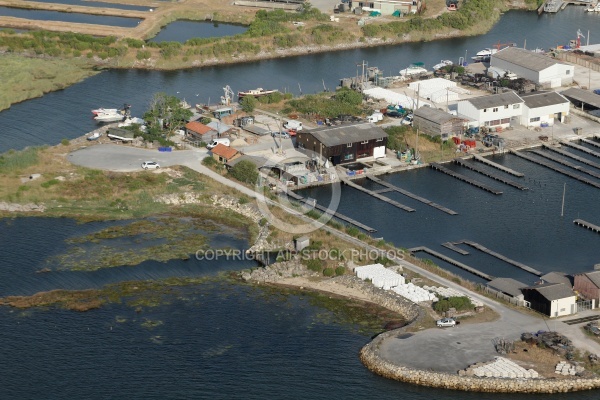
top-left (432, 60), bottom-right (454, 70)
top-left (399, 63), bottom-right (428, 77)
top-left (87, 132), bottom-right (101, 141)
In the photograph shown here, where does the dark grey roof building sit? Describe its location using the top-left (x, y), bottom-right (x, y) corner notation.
top-left (487, 277), bottom-right (527, 299)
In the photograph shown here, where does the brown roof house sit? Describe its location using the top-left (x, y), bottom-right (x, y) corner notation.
top-left (522, 283), bottom-right (577, 317)
top-left (574, 271), bottom-right (600, 307)
top-left (211, 144), bottom-right (241, 164)
top-left (185, 121), bottom-right (218, 142)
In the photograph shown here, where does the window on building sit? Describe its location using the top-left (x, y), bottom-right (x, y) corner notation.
top-left (483, 109), bottom-right (487, 112)
top-left (361, 140), bottom-right (368, 144)
top-left (376, 138), bottom-right (384, 142)
top-left (490, 120), bottom-right (500, 126)
top-left (344, 154), bottom-right (354, 160)
top-left (566, 70), bottom-right (571, 75)
top-left (504, 105), bottom-right (509, 109)
top-left (484, 121), bottom-right (490, 127)
top-left (513, 104), bottom-right (520, 109)
top-left (501, 118), bottom-right (510, 124)
top-left (530, 117), bottom-right (540, 122)
top-left (493, 107), bottom-right (499, 112)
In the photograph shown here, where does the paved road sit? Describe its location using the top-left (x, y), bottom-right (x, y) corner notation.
top-left (69, 143), bottom-right (600, 372)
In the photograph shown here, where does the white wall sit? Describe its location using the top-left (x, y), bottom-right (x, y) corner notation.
top-left (521, 102), bottom-right (570, 127)
top-left (550, 296), bottom-right (577, 317)
top-left (457, 99), bottom-right (523, 128)
top-left (490, 58), bottom-right (574, 87)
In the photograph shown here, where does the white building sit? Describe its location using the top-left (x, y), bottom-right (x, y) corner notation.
top-left (490, 47), bottom-right (574, 88)
top-left (456, 91), bottom-right (524, 129)
top-left (522, 283), bottom-right (577, 318)
top-left (520, 91), bottom-right (570, 128)
top-left (408, 78), bottom-right (460, 104)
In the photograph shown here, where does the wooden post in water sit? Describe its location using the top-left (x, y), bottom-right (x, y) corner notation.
top-left (561, 183), bottom-right (566, 217)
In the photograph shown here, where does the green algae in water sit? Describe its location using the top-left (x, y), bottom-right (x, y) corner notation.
top-left (46, 217), bottom-right (247, 271)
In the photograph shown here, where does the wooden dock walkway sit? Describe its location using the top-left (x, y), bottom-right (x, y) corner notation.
top-left (561, 141), bottom-right (600, 159)
top-left (367, 176), bottom-right (458, 215)
top-left (472, 154), bottom-right (524, 177)
top-left (430, 163), bottom-right (503, 195)
top-left (456, 240), bottom-right (542, 277)
top-left (530, 149), bottom-right (600, 180)
top-left (581, 138), bottom-right (600, 149)
top-left (442, 242), bottom-right (470, 255)
top-left (286, 190), bottom-right (377, 233)
top-left (542, 144), bottom-right (600, 170)
top-left (341, 178), bottom-right (415, 212)
top-left (454, 158), bottom-right (528, 190)
top-left (511, 150), bottom-right (600, 189)
top-left (409, 246), bottom-right (493, 281)
top-left (574, 219), bottom-right (600, 234)
top-left (371, 188), bottom-right (395, 194)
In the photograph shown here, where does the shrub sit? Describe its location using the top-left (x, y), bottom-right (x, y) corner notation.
top-left (345, 226), bottom-right (359, 237)
top-left (240, 96), bottom-right (257, 113)
top-left (259, 218), bottom-right (268, 226)
top-left (229, 160), bottom-right (259, 184)
top-left (323, 267), bottom-right (335, 277)
top-left (41, 179), bottom-right (59, 188)
top-left (335, 266), bottom-right (345, 276)
top-left (61, 138), bottom-right (70, 146)
top-left (238, 195), bottom-right (250, 205)
top-left (306, 259), bottom-right (323, 272)
top-left (433, 296), bottom-right (473, 313)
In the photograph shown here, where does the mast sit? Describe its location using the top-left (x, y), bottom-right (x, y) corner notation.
top-left (561, 183), bottom-right (566, 217)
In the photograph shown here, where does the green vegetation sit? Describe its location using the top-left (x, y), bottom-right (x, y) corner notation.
top-left (433, 296), bottom-right (473, 313)
top-left (383, 125), bottom-right (411, 152)
top-left (143, 92), bottom-right (193, 139)
top-left (0, 147), bottom-right (43, 174)
top-left (284, 88), bottom-right (367, 119)
top-left (240, 96), bottom-right (257, 113)
top-left (0, 54), bottom-right (98, 111)
top-left (362, 0), bottom-right (500, 38)
top-left (229, 160), bottom-right (259, 185)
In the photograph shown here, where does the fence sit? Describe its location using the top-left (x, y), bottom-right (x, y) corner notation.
top-left (479, 285), bottom-right (528, 307)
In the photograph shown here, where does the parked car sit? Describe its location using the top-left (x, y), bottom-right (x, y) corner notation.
top-left (386, 111), bottom-right (404, 119)
top-left (436, 318), bottom-right (456, 328)
top-left (283, 120), bottom-right (303, 131)
top-left (141, 161), bottom-right (160, 170)
top-left (272, 131), bottom-right (290, 139)
top-left (401, 113), bottom-right (414, 126)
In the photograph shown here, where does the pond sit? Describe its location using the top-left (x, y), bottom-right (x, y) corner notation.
top-left (0, 5), bottom-right (141, 28)
top-left (149, 20), bottom-right (247, 43)
top-left (24, 0), bottom-right (153, 12)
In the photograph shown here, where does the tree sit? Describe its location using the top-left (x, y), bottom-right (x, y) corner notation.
top-left (229, 160), bottom-right (259, 184)
top-left (143, 92), bottom-right (193, 138)
top-left (240, 96), bottom-right (257, 113)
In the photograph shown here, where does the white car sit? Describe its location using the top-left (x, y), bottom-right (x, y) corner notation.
top-left (141, 161), bottom-right (160, 170)
top-left (436, 318), bottom-right (456, 328)
top-left (401, 114), bottom-right (414, 126)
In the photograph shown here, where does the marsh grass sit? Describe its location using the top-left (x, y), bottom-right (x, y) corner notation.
top-left (0, 55), bottom-right (98, 111)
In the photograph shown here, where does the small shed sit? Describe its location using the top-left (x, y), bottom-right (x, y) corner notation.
top-left (185, 121), bottom-right (217, 142)
top-left (294, 236), bottom-right (310, 252)
top-left (522, 282), bottom-right (577, 317)
top-left (486, 277), bottom-right (526, 301)
top-left (413, 106), bottom-right (465, 141)
top-left (519, 91), bottom-right (570, 128)
top-left (211, 144), bottom-right (241, 164)
top-left (539, 271), bottom-right (572, 286)
top-left (573, 270), bottom-right (600, 305)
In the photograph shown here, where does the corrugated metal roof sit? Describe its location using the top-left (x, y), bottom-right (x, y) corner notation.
top-left (414, 106), bottom-right (462, 124)
top-left (520, 91), bottom-right (569, 109)
top-left (540, 271), bottom-right (572, 286)
top-left (308, 123), bottom-right (388, 147)
top-left (561, 88), bottom-right (600, 109)
top-left (492, 47), bottom-right (561, 72)
top-left (487, 277), bottom-right (527, 298)
top-left (466, 91), bottom-right (523, 110)
top-left (582, 270), bottom-right (600, 287)
top-left (524, 283), bottom-right (576, 301)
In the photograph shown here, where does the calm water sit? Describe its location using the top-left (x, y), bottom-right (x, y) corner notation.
top-left (0, 5), bottom-right (141, 27)
top-left (24, 0), bottom-right (152, 12)
top-left (149, 20), bottom-right (247, 43)
top-left (2, 9), bottom-right (600, 399)
top-left (1, 9), bottom-right (598, 153)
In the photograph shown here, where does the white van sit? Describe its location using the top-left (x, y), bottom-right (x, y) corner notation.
top-left (206, 138), bottom-right (230, 150)
top-left (367, 112), bottom-right (384, 123)
top-left (283, 120), bottom-right (303, 131)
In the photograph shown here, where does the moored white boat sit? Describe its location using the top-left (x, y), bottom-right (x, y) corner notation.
top-left (432, 60), bottom-right (454, 70)
top-left (94, 110), bottom-right (126, 123)
top-left (399, 63), bottom-right (428, 77)
top-left (585, 3), bottom-right (600, 12)
top-left (238, 88), bottom-right (279, 98)
top-left (471, 48), bottom-right (497, 62)
top-left (87, 132), bottom-right (101, 141)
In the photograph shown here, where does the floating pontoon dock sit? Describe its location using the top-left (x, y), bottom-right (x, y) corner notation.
top-left (286, 190), bottom-right (377, 233)
top-left (341, 178), bottom-right (415, 212)
top-left (454, 158), bottom-right (528, 190)
top-left (542, 144), bottom-right (600, 170)
top-left (367, 176), bottom-right (458, 215)
top-left (456, 240), bottom-right (542, 277)
top-left (472, 154), bottom-right (524, 177)
top-left (430, 163), bottom-right (503, 195)
top-left (511, 150), bottom-right (600, 189)
top-left (529, 150), bottom-right (600, 180)
top-left (574, 219), bottom-right (600, 234)
top-left (560, 141), bottom-right (600, 158)
top-left (409, 246), bottom-right (493, 281)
